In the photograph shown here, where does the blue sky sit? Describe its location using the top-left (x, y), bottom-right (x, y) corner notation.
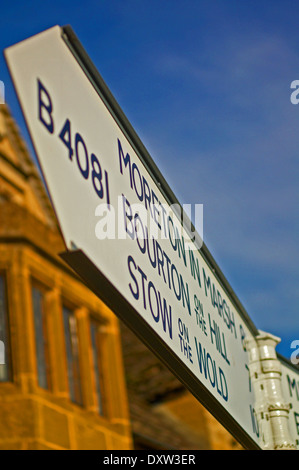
top-left (1, 0), bottom-right (298, 358)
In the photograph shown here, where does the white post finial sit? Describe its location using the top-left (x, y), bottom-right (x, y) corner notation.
top-left (245, 331), bottom-right (296, 450)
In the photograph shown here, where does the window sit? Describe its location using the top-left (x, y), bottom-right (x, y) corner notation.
top-left (90, 319), bottom-right (105, 415)
top-left (0, 273), bottom-right (12, 382)
top-left (63, 306), bottom-right (82, 405)
top-left (32, 285), bottom-right (51, 389)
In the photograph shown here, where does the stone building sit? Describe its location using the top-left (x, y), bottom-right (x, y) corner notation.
top-left (0, 103), bottom-right (241, 450)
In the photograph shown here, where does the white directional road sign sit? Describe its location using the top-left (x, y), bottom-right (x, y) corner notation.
top-left (5, 26), bottom-right (265, 449)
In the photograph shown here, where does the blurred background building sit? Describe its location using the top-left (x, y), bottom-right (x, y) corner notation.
top-left (0, 104), bottom-right (242, 450)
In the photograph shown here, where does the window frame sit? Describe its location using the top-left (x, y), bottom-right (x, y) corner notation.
top-left (62, 302), bottom-right (83, 406)
top-left (89, 316), bottom-right (107, 416)
top-left (30, 279), bottom-right (52, 391)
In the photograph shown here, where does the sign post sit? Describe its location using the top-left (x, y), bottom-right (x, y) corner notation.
top-left (4, 25), bottom-right (298, 450)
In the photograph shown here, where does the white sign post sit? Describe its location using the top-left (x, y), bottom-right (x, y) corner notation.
top-left (5, 25), bottom-right (295, 450)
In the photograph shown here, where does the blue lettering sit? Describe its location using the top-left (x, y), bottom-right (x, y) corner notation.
top-left (128, 255), bottom-right (139, 300)
top-left (37, 79), bottom-right (54, 134)
top-left (75, 133), bottom-right (89, 179)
